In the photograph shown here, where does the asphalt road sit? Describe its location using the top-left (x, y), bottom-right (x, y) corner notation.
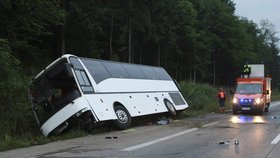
top-left (1, 101), bottom-right (280, 158)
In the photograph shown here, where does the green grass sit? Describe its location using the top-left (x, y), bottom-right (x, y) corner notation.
top-left (178, 81), bottom-right (231, 117)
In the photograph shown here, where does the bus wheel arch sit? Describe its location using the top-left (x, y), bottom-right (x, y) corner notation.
top-left (164, 99), bottom-right (176, 116)
top-left (113, 102), bottom-right (132, 129)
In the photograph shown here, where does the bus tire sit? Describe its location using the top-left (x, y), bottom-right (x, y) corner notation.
top-left (114, 105), bottom-right (131, 130)
top-left (164, 99), bottom-right (176, 116)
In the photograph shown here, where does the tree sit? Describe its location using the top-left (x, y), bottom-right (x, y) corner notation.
top-left (0, 0), bottom-right (64, 74)
top-left (0, 39), bottom-right (34, 137)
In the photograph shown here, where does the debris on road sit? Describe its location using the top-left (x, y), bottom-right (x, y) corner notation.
top-left (219, 141), bottom-right (230, 145)
top-left (105, 136), bottom-right (118, 139)
top-left (235, 140), bottom-right (239, 145)
top-left (156, 119), bottom-right (169, 125)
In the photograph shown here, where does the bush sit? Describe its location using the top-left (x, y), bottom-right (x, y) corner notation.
top-left (179, 81), bottom-right (218, 112)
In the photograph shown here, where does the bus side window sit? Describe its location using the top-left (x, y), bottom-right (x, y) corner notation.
top-left (74, 70), bottom-right (94, 93)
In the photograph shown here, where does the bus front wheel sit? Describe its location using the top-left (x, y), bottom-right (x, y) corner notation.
top-left (114, 105), bottom-right (132, 130)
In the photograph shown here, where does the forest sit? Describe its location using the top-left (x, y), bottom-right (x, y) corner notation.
top-left (0, 0), bottom-right (280, 141)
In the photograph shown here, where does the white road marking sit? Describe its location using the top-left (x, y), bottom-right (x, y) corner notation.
top-left (202, 121), bottom-right (219, 127)
top-left (271, 133), bottom-right (280, 144)
top-left (44, 152), bottom-right (68, 157)
top-left (122, 121), bottom-right (218, 151)
top-left (122, 128), bottom-right (198, 151)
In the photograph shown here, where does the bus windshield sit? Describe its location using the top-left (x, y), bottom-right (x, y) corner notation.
top-left (30, 59), bottom-right (81, 125)
top-left (236, 83), bottom-right (262, 94)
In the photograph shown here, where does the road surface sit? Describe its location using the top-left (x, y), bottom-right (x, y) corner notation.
top-left (1, 101), bottom-right (280, 158)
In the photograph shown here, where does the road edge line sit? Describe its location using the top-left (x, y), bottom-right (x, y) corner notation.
top-left (271, 133), bottom-right (280, 144)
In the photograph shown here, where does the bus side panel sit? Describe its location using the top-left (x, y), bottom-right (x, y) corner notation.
top-left (121, 93), bottom-right (146, 116)
top-left (41, 97), bottom-right (91, 136)
top-left (121, 93), bottom-right (165, 116)
top-left (84, 94), bottom-right (117, 121)
top-left (140, 92), bottom-right (168, 114)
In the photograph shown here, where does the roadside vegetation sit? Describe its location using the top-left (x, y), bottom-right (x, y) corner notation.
top-left (178, 81), bottom-right (232, 117)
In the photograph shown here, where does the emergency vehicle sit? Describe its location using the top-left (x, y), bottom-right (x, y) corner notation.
top-left (232, 64), bottom-right (271, 115)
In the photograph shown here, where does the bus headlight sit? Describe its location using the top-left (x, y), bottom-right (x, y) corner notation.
top-left (255, 98), bottom-right (261, 104)
top-left (233, 98), bottom-right (238, 104)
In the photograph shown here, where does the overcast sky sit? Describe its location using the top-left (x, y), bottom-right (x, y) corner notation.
top-left (233, 0), bottom-right (280, 39)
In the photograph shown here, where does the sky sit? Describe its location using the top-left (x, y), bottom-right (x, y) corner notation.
top-left (233, 0), bottom-right (280, 40)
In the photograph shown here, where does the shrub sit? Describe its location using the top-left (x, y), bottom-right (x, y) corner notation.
top-left (179, 81), bottom-right (218, 112)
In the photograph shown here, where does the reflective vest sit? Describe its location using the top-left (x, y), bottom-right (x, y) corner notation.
top-left (243, 64), bottom-right (250, 73)
top-left (218, 91), bottom-right (225, 99)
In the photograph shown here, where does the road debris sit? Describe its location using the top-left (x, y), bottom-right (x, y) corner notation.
top-left (235, 140), bottom-right (239, 145)
top-left (156, 119), bottom-right (169, 125)
top-left (219, 141), bottom-right (230, 145)
top-left (105, 136), bottom-right (118, 139)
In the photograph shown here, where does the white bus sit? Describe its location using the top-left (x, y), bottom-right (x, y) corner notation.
top-left (29, 54), bottom-right (189, 136)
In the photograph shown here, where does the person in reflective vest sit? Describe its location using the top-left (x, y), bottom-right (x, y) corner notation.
top-left (217, 88), bottom-right (226, 113)
top-left (242, 63), bottom-right (251, 78)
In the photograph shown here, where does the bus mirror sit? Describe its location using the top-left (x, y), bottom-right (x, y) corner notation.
top-left (64, 63), bottom-right (74, 79)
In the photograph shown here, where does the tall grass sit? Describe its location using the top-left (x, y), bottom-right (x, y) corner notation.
top-left (178, 81), bottom-right (231, 117)
top-left (180, 81), bottom-right (217, 111)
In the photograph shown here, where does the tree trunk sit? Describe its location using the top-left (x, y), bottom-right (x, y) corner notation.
top-left (109, 10), bottom-right (114, 59)
top-left (193, 62), bottom-right (196, 82)
top-left (157, 44), bottom-right (160, 66)
top-left (128, 0), bottom-right (132, 63)
top-left (140, 43), bottom-right (142, 64)
top-left (61, 24), bottom-right (65, 55)
top-left (213, 52), bottom-right (216, 87)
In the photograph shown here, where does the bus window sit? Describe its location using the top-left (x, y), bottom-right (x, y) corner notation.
top-left (122, 64), bottom-right (146, 79)
top-left (81, 59), bottom-right (111, 83)
top-left (153, 67), bottom-right (172, 80)
top-left (103, 62), bottom-right (130, 78)
top-left (140, 66), bottom-right (159, 80)
top-left (74, 69), bottom-right (94, 93)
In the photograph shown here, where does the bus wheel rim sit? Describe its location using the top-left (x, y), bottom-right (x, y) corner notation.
top-left (116, 110), bottom-right (128, 123)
